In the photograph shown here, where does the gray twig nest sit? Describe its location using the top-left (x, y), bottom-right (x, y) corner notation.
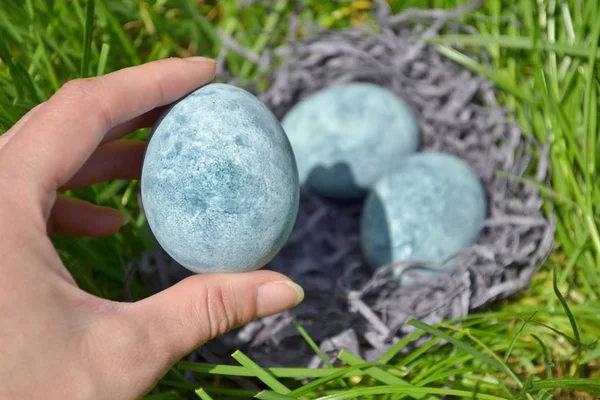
top-left (129, 1), bottom-right (554, 367)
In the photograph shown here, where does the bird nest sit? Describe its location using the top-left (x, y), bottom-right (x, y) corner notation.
top-left (129, 1), bottom-right (555, 368)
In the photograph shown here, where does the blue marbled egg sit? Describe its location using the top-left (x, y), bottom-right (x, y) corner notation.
top-left (281, 82), bottom-right (420, 201)
top-left (360, 152), bottom-right (487, 286)
top-left (141, 83), bottom-right (299, 274)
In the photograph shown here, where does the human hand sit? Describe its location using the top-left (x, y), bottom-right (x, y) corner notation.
top-left (0, 58), bottom-right (304, 400)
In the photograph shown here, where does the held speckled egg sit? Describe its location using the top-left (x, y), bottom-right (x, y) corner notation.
top-left (360, 152), bottom-right (487, 286)
top-left (141, 83), bottom-right (299, 274)
top-left (281, 82), bottom-right (420, 201)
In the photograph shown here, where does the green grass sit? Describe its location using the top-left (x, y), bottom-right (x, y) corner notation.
top-left (1, 0), bottom-right (600, 398)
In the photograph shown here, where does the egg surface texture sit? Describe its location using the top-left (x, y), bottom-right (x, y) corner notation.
top-left (141, 83), bottom-right (299, 274)
top-left (281, 82), bottom-right (420, 201)
top-left (360, 152), bottom-right (487, 286)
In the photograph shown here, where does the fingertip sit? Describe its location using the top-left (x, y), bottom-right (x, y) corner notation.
top-left (184, 57), bottom-right (217, 75)
top-left (289, 282), bottom-right (305, 306)
top-left (256, 280), bottom-right (304, 318)
top-left (121, 212), bottom-right (131, 227)
top-left (60, 140), bottom-right (147, 191)
top-left (184, 56), bottom-right (216, 64)
top-left (49, 196), bottom-right (125, 237)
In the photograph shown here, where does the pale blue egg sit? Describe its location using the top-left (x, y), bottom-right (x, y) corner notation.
top-left (281, 82), bottom-right (420, 201)
top-left (360, 152), bottom-right (487, 286)
top-left (141, 83), bottom-right (299, 274)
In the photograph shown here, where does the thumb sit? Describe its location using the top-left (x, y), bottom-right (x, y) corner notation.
top-left (100, 270), bottom-right (303, 393)
top-left (128, 270), bottom-right (304, 354)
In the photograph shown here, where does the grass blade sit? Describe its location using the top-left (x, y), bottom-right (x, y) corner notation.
top-left (426, 34), bottom-right (600, 59)
top-left (581, 347), bottom-right (600, 364)
top-left (204, 388), bottom-right (259, 398)
top-left (96, 0), bottom-right (140, 65)
top-left (311, 386), bottom-right (509, 400)
top-left (528, 378), bottom-right (600, 394)
top-left (415, 367), bottom-right (475, 387)
top-left (395, 336), bottom-right (440, 367)
top-left (337, 350), bottom-right (422, 400)
top-left (80, 0), bottom-right (95, 78)
top-left (530, 334), bottom-right (552, 380)
top-left (231, 351), bottom-right (290, 394)
top-left (292, 319), bottom-right (348, 389)
top-left (239, 0), bottom-right (287, 78)
top-left (528, 320), bottom-right (583, 347)
top-left (195, 389), bottom-right (214, 400)
top-left (288, 362), bottom-right (376, 397)
top-left (177, 362), bottom-right (364, 379)
top-left (292, 319), bottom-right (333, 368)
top-left (0, 33), bottom-right (41, 102)
top-left (338, 350), bottom-right (411, 387)
top-left (159, 380), bottom-right (200, 390)
top-left (435, 45), bottom-right (534, 102)
top-left (254, 391), bottom-right (296, 400)
top-left (407, 319), bottom-right (513, 377)
top-left (504, 311), bottom-right (537, 362)
top-left (552, 267), bottom-right (581, 355)
top-left (378, 329), bottom-right (426, 364)
top-left (96, 43), bottom-right (110, 76)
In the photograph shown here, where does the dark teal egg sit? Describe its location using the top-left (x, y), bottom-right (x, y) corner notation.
top-left (141, 83), bottom-right (299, 274)
top-left (360, 152), bottom-right (487, 286)
top-left (281, 82), bottom-right (420, 201)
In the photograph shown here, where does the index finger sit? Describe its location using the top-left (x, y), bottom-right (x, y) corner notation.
top-left (5, 57), bottom-right (216, 197)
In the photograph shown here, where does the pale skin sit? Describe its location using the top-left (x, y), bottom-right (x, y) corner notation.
top-left (0, 58), bottom-right (304, 400)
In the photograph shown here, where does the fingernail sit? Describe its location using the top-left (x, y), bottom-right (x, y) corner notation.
top-left (185, 56), bottom-right (216, 64)
top-left (256, 281), bottom-right (304, 317)
top-left (121, 213), bottom-right (131, 227)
